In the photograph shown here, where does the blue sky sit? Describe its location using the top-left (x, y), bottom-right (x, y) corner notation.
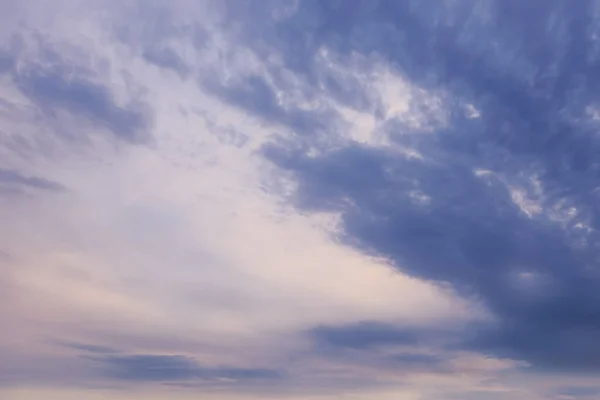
top-left (1, 1), bottom-right (600, 399)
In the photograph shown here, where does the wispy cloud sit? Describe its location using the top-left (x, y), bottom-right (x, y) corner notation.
top-left (0, 168), bottom-right (66, 193)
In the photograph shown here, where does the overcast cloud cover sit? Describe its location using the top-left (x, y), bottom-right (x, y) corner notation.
top-left (2, 0), bottom-right (600, 399)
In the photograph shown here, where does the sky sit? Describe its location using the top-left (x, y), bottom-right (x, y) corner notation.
top-left (2, 0), bottom-right (600, 399)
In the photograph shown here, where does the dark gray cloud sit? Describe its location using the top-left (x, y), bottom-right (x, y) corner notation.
top-left (308, 322), bottom-right (456, 375)
top-left (66, 342), bottom-right (282, 384)
top-left (98, 355), bottom-right (200, 381)
top-left (0, 168), bottom-right (66, 193)
top-left (310, 322), bottom-right (420, 351)
top-left (91, 354), bottom-right (282, 382)
top-left (200, 0), bottom-right (600, 374)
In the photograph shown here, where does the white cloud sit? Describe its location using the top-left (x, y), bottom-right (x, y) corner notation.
top-left (463, 103), bottom-right (481, 119)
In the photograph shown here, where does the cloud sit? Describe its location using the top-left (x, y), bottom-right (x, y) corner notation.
top-left (0, 31), bottom-right (153, 146)
top-left (92, 354), bottom-right (282, 382)
top-left (246, 0), bottom-right (600, 375)
top-left (14, 64), bottom-right (151, 143)
top-left (309, 322), bottom-right (421, 351)
top-left (57, 342), bottom-right (119, 354)
top-left (556, 386), bottom-right (600, 398)
top-left (54, 342), bottom-right (283, 384)
top-left (0, 50), bottom-right (13, 74)
top-left (143, 46), bottom-right (190, 78)
top-left (0, 4), bottom-right (478, 398)
top-left (0, 168), bottom-right (66, 194)
top-left (2, 0), bottom-right (600, 399)
top-left (202, 73), bottom-right (338, 136)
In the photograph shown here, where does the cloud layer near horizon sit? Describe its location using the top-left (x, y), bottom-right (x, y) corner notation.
top-left (2, 1), bottom-right (600, 399)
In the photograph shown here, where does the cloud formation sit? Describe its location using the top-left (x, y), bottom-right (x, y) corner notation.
top-left (0, 168), bottom-right (65, 194)
top-left (256, 0), bottom-right (600, 375)
top-left (1, 1), bottom-right (600, 399)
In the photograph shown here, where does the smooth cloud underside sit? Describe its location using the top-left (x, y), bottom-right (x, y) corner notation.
top-left (2, 1), bottom-right (600, 399)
